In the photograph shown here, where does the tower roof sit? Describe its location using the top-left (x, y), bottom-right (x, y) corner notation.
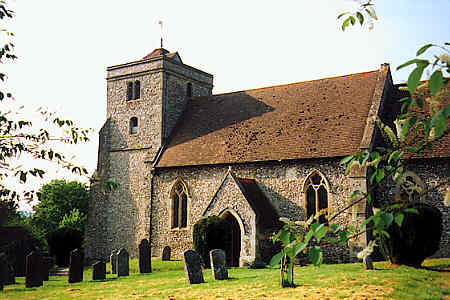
top-left (142, 48), bottom-right (182, 63)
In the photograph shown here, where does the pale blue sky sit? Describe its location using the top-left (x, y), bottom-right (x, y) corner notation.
top-left (3, 0), bottom-right (449, 209)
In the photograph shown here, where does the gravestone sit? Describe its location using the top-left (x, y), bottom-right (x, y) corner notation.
top-left (139, 239), bottom-right (151, 273)
top-left (363, 256), bottom-right (374, 270)
top-left (110, 250), bottom-right (118, 274)
top-left (162, 246), bottom-right (171, 261)
top-left (25, 251), bottom-right (43, 288)
top-left (0, 254), bottom-right (8, 289)
top-left (183, 250), bottom-right (204, 284)
top-left (117, 248), bottom-right (129, 277)
top-left (68, 249), bottom-right (83, 283)
top-left (42, 257), bottom-right (53, 281)
top-left (210, 249), bottom-right (228, 280)
top-left (6, 263), bottom-right (15, 284)
top-left (92, 261), bottom-right (106, 280)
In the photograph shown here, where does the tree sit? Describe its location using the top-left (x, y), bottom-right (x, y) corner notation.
top-left (31, 179), bottom-right (90, 238)
top-left (271, 0), bottom-right (449, 287)
top-left (0, 1), bottom-right (91, 223)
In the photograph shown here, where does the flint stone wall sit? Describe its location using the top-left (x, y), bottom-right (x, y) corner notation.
top-left (151, 158), bottom-right (365, 264)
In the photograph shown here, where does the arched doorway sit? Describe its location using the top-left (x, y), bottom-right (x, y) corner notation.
top-left (221, 211), bottom-right (241, 267)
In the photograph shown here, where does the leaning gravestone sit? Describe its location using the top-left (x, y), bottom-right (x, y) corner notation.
top-left (363, 256), bottom-right (374, 270)
top-left (68, 249), bottom-right (83, 283)
top-left (25, 251), bottom-right (43, 288)
top-left (117, 248), bottom-right (129, 277)
top-left (110, 250), bottom-right (118, 274)
top-left (139, 239), bottom-right (151, 274)
top-left (210, 249), bottom-right (228, 280)
top-left (162, 246), bottom-right (171, 261)
top-left (92, 261), bottom-right (106, 280)
top-left (183, 250), bottom-right (204, 284)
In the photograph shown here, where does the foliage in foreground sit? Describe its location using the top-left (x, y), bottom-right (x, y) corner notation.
top-left (1, 258), bottom-right (450, 300)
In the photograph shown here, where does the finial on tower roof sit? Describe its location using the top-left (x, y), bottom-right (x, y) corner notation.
top-left (158, 20), bottom-right (164, 48)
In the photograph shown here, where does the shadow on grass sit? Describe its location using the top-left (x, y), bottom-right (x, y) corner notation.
top-left (6, 287), bottom-right (37, 292)
top-left (92, 278), bottom-right (118, 282)
top-left (420, 265), bottom-right (450, 273)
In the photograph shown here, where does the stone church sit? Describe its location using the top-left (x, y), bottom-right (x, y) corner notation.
top-left (85, 48), bottom-right (449, 265)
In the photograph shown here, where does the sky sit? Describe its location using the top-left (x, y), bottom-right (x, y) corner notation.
top-left (3, 0), bottom-right (450, 210)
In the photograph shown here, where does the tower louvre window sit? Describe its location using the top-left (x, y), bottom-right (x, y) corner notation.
top-left (126, 80), bottom-right (141, 101)
top-left (130, 117), bottom-right (138, 134)
top-left (127, 82), bottom-right (133, 101)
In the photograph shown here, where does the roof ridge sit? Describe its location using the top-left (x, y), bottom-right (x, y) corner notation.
top-left (201, 69), bottom-right (380, 98)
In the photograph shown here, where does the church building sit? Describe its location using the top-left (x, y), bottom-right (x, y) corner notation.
top-left (85, 48), bottom-right (449, 265)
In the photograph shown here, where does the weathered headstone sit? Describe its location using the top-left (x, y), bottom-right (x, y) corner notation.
top-left (68, 249), bottom-right (83, 283)
top-left (139, 239), bottom-right (151, 274)
top-left (117, 248), bottom-right (129, 277)
top-left (363, 256), bottom-right (374, 270)
top-left (92, 261), bottom-right (106, 280)
top-left (162, 246), bottom-right (171, 261)
top-left (110, 250), bottom-right (118, 274)
top-left (210, 249), bottom-right (228, 280)
top-left (183, 250), bottom-right (204, 284)
top-left (25, 251), bottom-right (43, 288)
top-left (42, 257), bottom-right (53, 281)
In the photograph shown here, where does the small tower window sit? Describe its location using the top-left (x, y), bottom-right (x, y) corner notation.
top-left (126, 80), bottom-right (141, 101)
top-left (130, 117), bottom-right (138, 134)
top-left (186, 83), bottom-right (192, 98)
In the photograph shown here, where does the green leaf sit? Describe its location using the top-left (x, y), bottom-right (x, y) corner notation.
top-left (349, 16), bottom-right (355, 25)
top-left (337, 12), bottom-right (350, 19)
top-left (340, 155), bottom-right (354, 165)
top-left (396, 59), bottom-right (428, 70)
top-left (280, 230), bottom-right (290, 246)
top-left (345, 157), bottom-right (355, 175)
top-left (429, 70), bottom-right (443, 96)
top-left (304, 229), bottom-right (314, 244)
top-left (381, 212), bottom-right (394, 228)
top-left (308, 246), bottom-right (323, 266)
top-left (404, 208), bottom-right (419, 214)
top-left (315, 225), bottom-right (328, 242)
top-left (293, 242), bottom-right (307, 257)
top-left (356, 12), bottom-right (364, 25)
top-left (408, 65), bottom-right (426, 94)
top-left (416, 44), bottom-right (433, 56)
top-left (330, 224), bottom-right (342, 233)
top-left (350, 190), bottom-right (360, 200)
top-left (376, 168), bottom-right (385, 183)
top-left (269, 251), bottom-right (284, 268)
top-left (388, 150), bottom-right (403, 164)
top-left (342, 17), bottom-right (351, 31)
top-left (394, 213), bottom-right (404, 227)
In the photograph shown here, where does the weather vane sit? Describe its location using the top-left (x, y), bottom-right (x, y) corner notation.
top-left (158, 20), bottom-right (164, 48)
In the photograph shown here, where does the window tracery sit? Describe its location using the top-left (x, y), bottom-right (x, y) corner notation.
top-left (171, 178), bottom-right (188, 229)
top-left (303, 171), bottom-right (329, 224)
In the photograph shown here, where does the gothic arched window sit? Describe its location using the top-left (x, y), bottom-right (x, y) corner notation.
top-left (170, 179), bottom-right (188, 229)
top-left (186, 82), bottom-right (192, 98)
top-left (130, 117), bottom-right (138, 134)
top-left (303, 171), bottom-right (329, 224)
top-left (395, 171), bottom-right (425, 202)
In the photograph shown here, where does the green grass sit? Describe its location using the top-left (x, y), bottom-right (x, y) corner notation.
top-left (2, 258), bottom-right (449, 299)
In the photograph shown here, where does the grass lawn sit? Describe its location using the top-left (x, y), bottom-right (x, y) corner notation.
top-left (2, 257), bottom-right (449, 299)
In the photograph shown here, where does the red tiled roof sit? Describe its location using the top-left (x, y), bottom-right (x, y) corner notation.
top-left (157, 69), bottom-right (387, 167)
top-left (142, 48), bottom-right (178, 60)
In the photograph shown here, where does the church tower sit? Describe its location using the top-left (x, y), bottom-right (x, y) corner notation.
top-left (85, 48), bottom-right (213, 260)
